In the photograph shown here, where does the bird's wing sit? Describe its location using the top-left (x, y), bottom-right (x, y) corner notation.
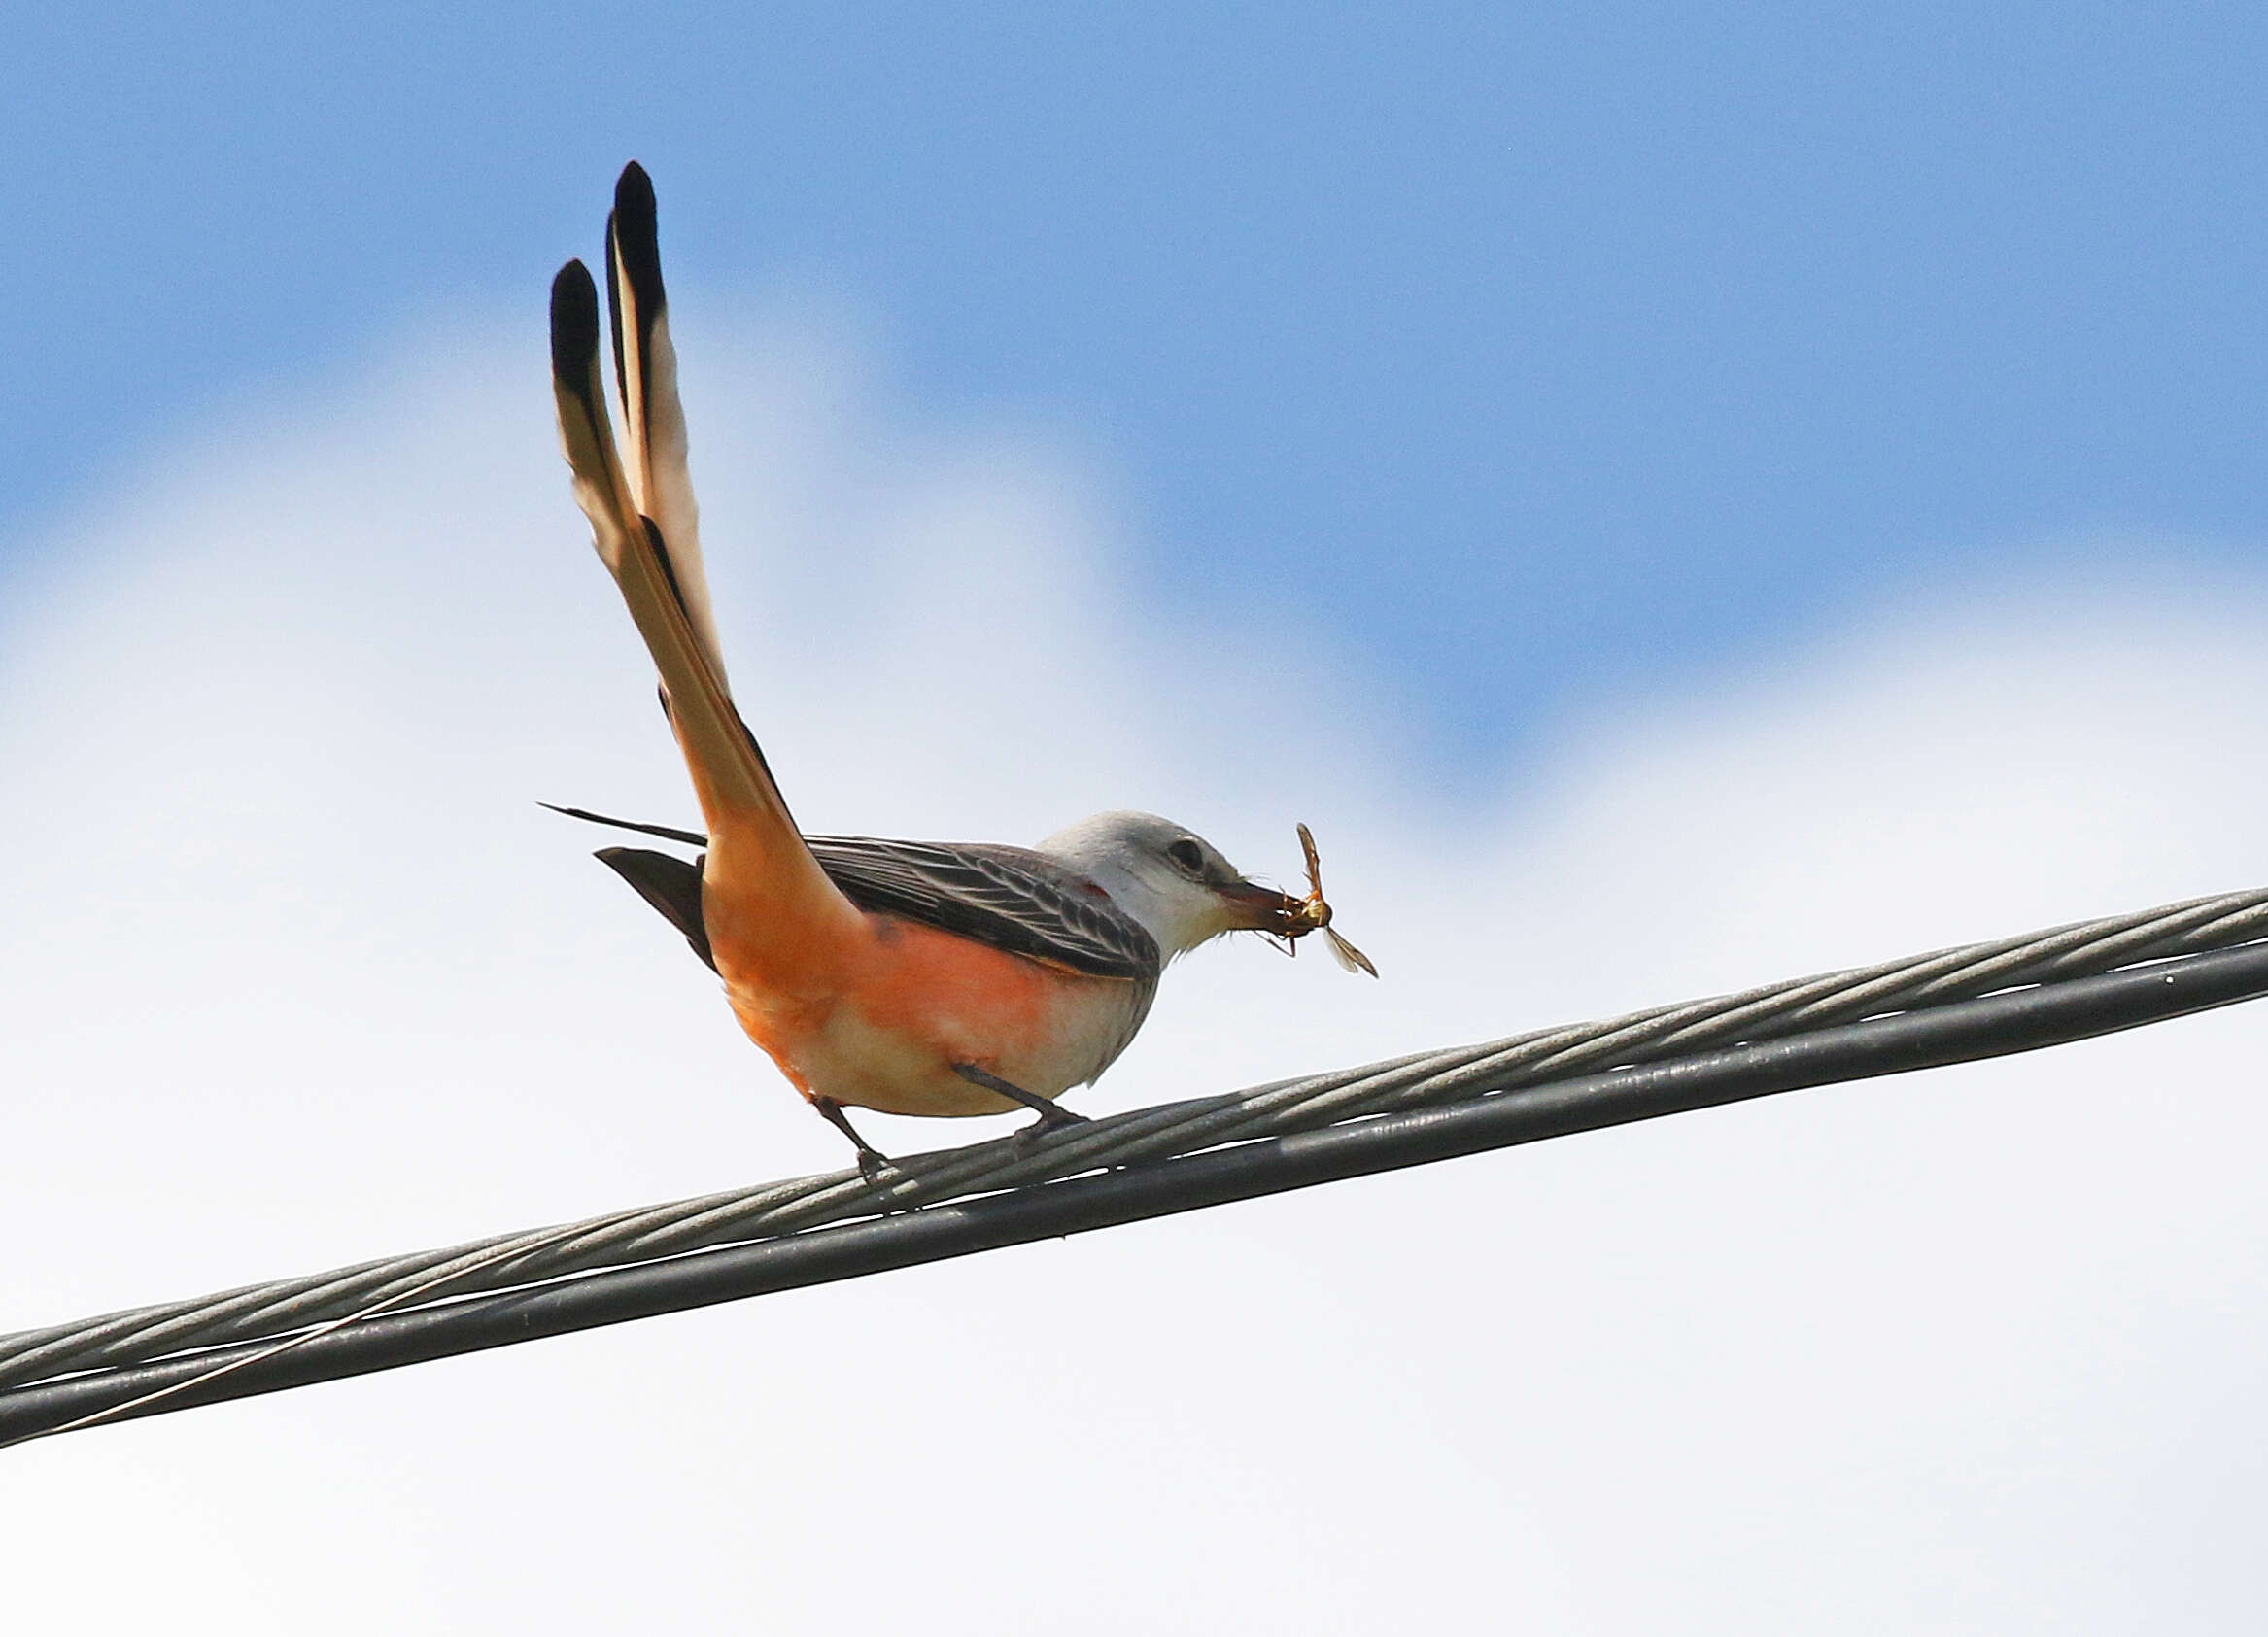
top-left (551, 168), bottom-right (856, 940)
top-left (559, 805), bottom-right (1159, 982)
top-left (805, 836), bottom-right (1162, 981)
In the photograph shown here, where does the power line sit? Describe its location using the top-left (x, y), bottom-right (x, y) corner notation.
top-left (5, 885), bottom-right (2267, 1444)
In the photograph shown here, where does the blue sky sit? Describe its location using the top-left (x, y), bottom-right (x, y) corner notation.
top-left (8, 2), bottom-right (2268, 770)
top-left (10, 10), bottom-right (2268, 1624)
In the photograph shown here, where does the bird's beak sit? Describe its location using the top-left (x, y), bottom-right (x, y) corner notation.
top-left (1214, 878), bottom-right (1304, 934)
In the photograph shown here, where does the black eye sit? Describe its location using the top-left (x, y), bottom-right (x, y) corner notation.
top-left (1166, 838), bottom-right (1206, 875)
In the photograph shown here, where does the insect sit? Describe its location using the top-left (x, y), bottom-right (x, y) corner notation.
top-left (1271, 823), bottom-right (1378, 976)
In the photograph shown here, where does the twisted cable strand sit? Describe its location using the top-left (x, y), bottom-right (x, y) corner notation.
top-left (8, 883), bottom-right (2263, 1390)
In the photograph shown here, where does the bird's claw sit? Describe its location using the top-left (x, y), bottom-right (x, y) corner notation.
top-left (1015, 1105), bottom-right (1093, 1146)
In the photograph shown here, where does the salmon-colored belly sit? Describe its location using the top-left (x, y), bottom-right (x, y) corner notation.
top-left (712, 911), bottom-right (1140, 1118)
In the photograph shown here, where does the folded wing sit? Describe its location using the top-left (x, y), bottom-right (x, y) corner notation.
top-left (590, 832), bottom-right (1159, 984)
top-left (805, 836), bottom-right (1159, 978)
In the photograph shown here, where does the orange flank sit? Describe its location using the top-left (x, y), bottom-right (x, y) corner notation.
top-left (674, 702), bottom-right (1142, 1119)
top-left (707, 887), bottom-right (1139, 1119)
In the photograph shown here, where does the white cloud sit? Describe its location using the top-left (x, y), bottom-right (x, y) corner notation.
top-left (1, 311), bottom-right (2263, 1632)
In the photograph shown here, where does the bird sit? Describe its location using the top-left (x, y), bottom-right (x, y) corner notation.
top-left (548, 162), bottom-right (1372, 1175)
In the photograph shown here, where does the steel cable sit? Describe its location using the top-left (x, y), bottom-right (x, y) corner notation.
top-left (5, 882), bottom-right (2267, 1407)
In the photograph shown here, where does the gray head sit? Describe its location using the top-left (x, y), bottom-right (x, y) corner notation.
top-left (1037, 810), bottom-right (1299, 958)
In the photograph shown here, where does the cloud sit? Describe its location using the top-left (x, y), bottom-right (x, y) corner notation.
top-left (2, 310), bottom-right (2263, 1632)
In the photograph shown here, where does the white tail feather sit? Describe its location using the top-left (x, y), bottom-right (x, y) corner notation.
top-left (607, 164), bottom-right (730, 690)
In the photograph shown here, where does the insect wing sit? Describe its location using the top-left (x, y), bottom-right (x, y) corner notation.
top-left (1324, 927), bottom-right (1378, 977)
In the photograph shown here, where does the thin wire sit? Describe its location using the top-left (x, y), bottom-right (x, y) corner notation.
top-left (9, 1216), bottom-right (604, 1447)
top-left (8, 931), bottom-right (2267, 1445)
top-left (6, 881), bottom-right (2267, 1399)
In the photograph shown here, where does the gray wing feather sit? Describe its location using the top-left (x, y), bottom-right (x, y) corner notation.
top-left (805, 835), bottom-right (1161, 981)
top-left (578, 822), bottom-right (1159, 985)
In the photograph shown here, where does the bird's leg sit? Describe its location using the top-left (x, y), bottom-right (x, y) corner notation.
top-left (951, 1063), bottom-right (1092, 1136)
top-left (810, 1095), bottom-right (891, 1182)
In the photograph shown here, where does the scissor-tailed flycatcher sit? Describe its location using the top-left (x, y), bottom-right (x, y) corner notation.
top-left (550, 163), bottom-right (1371, 1172)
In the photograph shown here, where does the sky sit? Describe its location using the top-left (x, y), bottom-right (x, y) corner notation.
top-left (9, 4), bottom-right (2268, 771)
top-left (4, 5), bottom-right (2268, 1631)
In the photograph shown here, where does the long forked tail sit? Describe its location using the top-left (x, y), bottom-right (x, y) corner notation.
top-left (602, 161), bottom-right (730, 687)
top-left (548, 166), bottom-right (849, 931)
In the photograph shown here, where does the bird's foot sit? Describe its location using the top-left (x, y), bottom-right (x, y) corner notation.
top-left (951, 1063), bottom-right (1090, 1142)
top-left (1011, 1102), bottom-right (1095, 1149)
top-left (811, 1096), bottom-right (893, 1183)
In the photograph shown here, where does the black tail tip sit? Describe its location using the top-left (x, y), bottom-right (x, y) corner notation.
top-left (549, 259), bottom-right (600, 376)
top-left (615, 161), bottom-right (657, 223)
top-left (611, 163), bottom-right (664, 303)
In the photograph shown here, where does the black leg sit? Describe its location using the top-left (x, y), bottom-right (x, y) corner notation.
top-left (811, 1096), bottom-right (891, 1181)
top-left (951, 1063), bottom-right (1092, 1135)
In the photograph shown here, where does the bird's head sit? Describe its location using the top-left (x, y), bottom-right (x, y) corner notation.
top-left (1038, 810), bottom-right (1319, 960)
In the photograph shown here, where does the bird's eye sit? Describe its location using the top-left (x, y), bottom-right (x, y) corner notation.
top-left (1166, 838), bottom-right (1206, 875)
